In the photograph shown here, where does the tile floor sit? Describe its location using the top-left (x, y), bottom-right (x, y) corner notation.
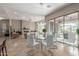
top-left (0, 35), bottom-right (78, 56)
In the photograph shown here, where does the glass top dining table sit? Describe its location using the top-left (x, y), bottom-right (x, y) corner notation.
top-left (35, 35), bottom-right (46, 51)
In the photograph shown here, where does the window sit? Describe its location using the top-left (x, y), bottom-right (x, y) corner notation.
top-left (55, 17), bottom-right (64, 42)
top-left (54, 12), bottom-right (78, 46)
top-left (36, 21), bottom-right (46, 38)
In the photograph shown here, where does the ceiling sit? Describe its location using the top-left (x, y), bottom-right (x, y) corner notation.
top-left (0, 3), bottom-right (70, 21)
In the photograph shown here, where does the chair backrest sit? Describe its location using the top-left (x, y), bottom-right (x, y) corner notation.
top-left (30, 34), bottom-right (39, 44)
top-left (27, 34), bottom-right (34, 47)
top-left (46, 35), bottom-right (53, 48)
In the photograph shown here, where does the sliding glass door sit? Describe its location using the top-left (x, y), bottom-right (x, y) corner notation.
top-left (55, 12), bottom-right (78, 47)
top-left (64, 13), bottom-right (78, 46)
top-left (55, 17), bottom-right (64, 42)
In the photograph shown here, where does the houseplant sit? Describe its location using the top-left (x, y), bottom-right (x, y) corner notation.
top-left (42, 28), bottom-right (47, 37)
top-left (76, 28), bottom-right (79, 35)
top-left (76, 28), bottom-right (79, 47)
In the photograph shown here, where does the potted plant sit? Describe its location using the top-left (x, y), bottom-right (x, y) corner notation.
top-left (76, 28), bottom-right (79, 47)
top-left (42, 28), bottom-right (47, 37)
top-left (76, 28), bottom-right (79, 35)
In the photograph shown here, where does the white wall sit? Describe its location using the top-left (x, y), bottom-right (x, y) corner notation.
top-left (22, 20), bottom-right (36, 31)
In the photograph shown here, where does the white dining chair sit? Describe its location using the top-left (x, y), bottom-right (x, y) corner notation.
top-left (27, 34), bottom-right (39, 49)
top-left (26, 34), bottom-right (39, 55)
top-left (43, 34), bottom-right (57, 49)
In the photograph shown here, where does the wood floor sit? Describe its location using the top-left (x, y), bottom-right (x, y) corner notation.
top-left (0, 35), bottom-right (78, 56)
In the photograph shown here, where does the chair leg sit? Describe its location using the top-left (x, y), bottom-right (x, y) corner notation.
top-left (0, 50), bottom-right (1, 56)
top-left (2, 47), bottom-right (4, 56)
top-left (4, 46), bottom-right (8, 56)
